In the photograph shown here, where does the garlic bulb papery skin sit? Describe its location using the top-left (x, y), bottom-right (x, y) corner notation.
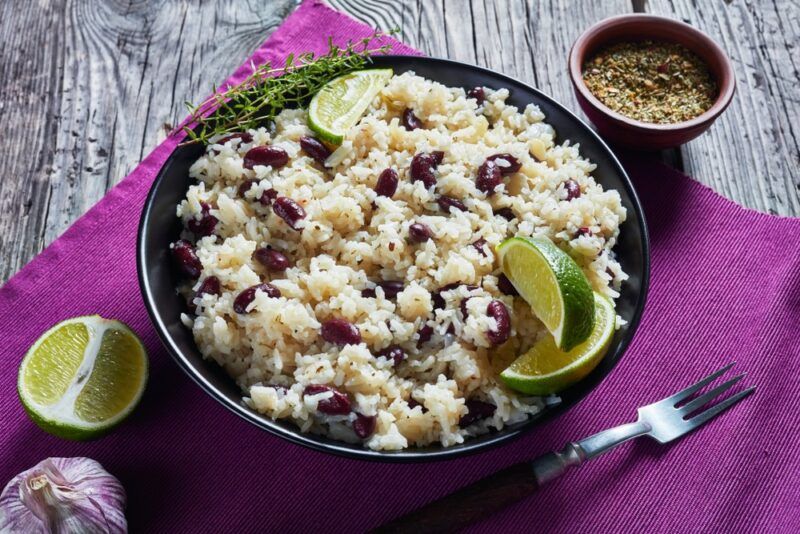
top-left (0, 457), bottom-right (127, 533)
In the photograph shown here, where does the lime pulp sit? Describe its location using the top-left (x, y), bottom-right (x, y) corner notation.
top-left (17, 315), bottom-right (148, 440)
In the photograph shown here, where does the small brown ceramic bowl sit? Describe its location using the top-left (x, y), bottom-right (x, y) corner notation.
top-left (569, 14), bottom-right (735, 150)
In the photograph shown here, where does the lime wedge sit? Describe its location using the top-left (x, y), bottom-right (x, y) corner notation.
top-left (500, 292), bottom-right (615, 395)
top-left (308, 68), bottom-right (393, 143)
top-left (496, 236), bottom-right (594, 351)
top-left (18, 315), bottom-right (148, 440)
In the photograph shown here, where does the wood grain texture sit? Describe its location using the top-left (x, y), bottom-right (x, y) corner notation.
top-left (327, 0), bottom-right (630, 127)
top-left (646, 0), bottom-right (800, 216)
top-left (0, 0), bottom-right (296, 283)
top-left (0, 0), bottom-right (798, 283)
top-left (374, 463), bottom-right (538, 533)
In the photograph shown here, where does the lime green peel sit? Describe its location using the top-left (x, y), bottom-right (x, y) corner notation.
top-left (501, 292), bottom-right (615, 395)
top-left (308, 68), bottom-right (393, 143)
top-left (496, 236), bottom-right (595, 352)
top-left (18, 315), bottom-right (148, 440)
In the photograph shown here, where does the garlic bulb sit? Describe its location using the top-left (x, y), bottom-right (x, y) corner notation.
top-left (0, 457), bottom-right (126, 533)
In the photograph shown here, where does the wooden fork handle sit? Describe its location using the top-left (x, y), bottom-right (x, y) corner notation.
top-left (374, 444), bottom-right (589, 533)
top-left (373, 463), bottom-right (538, 533)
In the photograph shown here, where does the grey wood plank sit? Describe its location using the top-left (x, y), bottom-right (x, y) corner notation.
top-left (645, 0), bottom-right (800, 216)
top-left (0, 0), bottom-right (297, 284)
top-left (328, 0), bottom-right (631, 126)
top-left (0, 1), bottom-right (66, 285)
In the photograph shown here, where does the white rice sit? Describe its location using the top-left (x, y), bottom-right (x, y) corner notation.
top-left (176, 72), bottom-right (628, 450)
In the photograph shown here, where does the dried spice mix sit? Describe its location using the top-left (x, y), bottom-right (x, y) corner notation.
top-left (583, 40), bottom-right (718, 124)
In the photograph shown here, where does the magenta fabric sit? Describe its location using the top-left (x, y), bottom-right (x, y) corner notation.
top-left (1, 1), bottom-right (798, 532)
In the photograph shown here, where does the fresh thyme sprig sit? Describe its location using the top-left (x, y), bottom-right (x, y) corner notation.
top-left (180, 31), bottom-right (396, 145)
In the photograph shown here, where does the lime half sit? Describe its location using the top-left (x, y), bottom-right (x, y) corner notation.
top-left (497, 236), bottom-right (594, 351)
top-left (500, 292), bottom-right (615, 395)
top-left (18, 315), bottom-right (148, 440)
top-left (309, 68), bottom-right (393, 143)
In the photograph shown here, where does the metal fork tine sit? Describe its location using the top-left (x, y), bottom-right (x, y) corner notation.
top-left (686, 386), bottom-right (756, 429)
top-left (676, 374), bottom-right (746, 416)
top-left (659, 362), bottom-right (736, 407)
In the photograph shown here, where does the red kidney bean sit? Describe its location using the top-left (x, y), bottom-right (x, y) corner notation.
top-left (243, 145), bottom-right (289, 170)
top-left (575, 227), bottom-right (592, 237)
top-left (378, 281), bottom-right (404, 299)
top-left (254, 247), bottom-right (291, 271)
top-left (402, 108), bottom-right (422, 130)
top-left (476, 160), bottom-right (502, 195)
top-left (363, 281), bottom-right (403, 299)
top-left (171, 240), bottom-right (202, 279)
top-left (259, 188), bottom-right (279, 206)
top-left (459, 399), bottom-right (496, 427)
top-left (432, 282), bottom-right (470, 310)
top-left (217, 132), bottom-right (253, 145)
top-left (378, 345), bottom-right (406, 367)
top-left (467, 87), bottom-right (486, 105)
top-left (272, 196), bottom-right (306, 230)
top-left (375, 168), bottom-right (399, 198)
top-left (299, 136), bottom-right (331, 164)
top-left (196, 276), bottom-right (221, 298)
top-left (238, 179), bottom-right (258, 198)
top-left (497, 273), bottom-right (519, 296)
top-left (460, 297), bottom-right (472, 318)
top-left (408, 222), bottom-right (433, 243)
top-left (494, 207), bottom-right (516, 221)
top-left (353, 413), bottom-right (377, 438)
top-left (432, 292), bottom-right (448, 310)
top-left (471, 238), bottom-right (488, 257)
top-left (187, 202), bottom-right (218, 237)
top-left (431, 292), bottom-right (445, 310)
top-left (437, 195), bottom-right (467, 213)
top-left (439, 282), bottom-right (463, 292)
top-left (304, 384), bottom-right (351, 415)
top-left (456, 285), bottom-right (479, 317)
top-left (563, 179), bottom-right (581, 200)
top-left (408, 398), bottom-right (423, 410)
top-left (485, 153), bottom-right (521, 175)
top-left (233, 283), bottom-right (280, 314)
top-left (321, 318), bottom-right (362, 345)
top-left (486, 300), bottom-right (511, 345)
top-left (417, 324), bottom-right (434, 345)
top-left (410, 152), bottom-right (442, 189)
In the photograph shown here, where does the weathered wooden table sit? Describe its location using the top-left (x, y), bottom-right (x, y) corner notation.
top-left (1, 0), bottom-right (797, 283)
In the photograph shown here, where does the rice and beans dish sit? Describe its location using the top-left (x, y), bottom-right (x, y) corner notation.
top-left (171, 72), bottom-right (627, 450)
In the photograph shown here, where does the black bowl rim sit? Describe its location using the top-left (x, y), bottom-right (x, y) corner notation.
top-left (137, 54), bottom-right (650, 463)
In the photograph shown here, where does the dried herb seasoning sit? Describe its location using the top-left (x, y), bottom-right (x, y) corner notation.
top-left (582, 40), bottom-right (718, 124)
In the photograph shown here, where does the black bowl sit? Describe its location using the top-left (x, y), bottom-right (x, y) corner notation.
top-left (137, 55), bottom-right (649, 462)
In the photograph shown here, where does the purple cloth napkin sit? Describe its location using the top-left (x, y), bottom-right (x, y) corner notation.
top-left (1, 1), bottom-right (798, 531)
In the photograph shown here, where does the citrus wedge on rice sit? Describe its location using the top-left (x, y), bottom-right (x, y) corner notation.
top-left (17, 315), bottom-right (148, 440)
top-left (496, 236), bottom-right (595, 352)
top-left (500, 292), bottom-right (615, 395)
top-left (308, 68), bottom-right (393, 144)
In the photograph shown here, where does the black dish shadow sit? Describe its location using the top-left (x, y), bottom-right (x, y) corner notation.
top-left (137, 55), bottom-right (650, 462)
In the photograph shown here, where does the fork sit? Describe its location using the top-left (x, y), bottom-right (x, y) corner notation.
top-left (376, 363), bottom-right (755, 533)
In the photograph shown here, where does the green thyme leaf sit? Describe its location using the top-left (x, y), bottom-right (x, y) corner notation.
top-left (179, 30), bottom-right (397, 145)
